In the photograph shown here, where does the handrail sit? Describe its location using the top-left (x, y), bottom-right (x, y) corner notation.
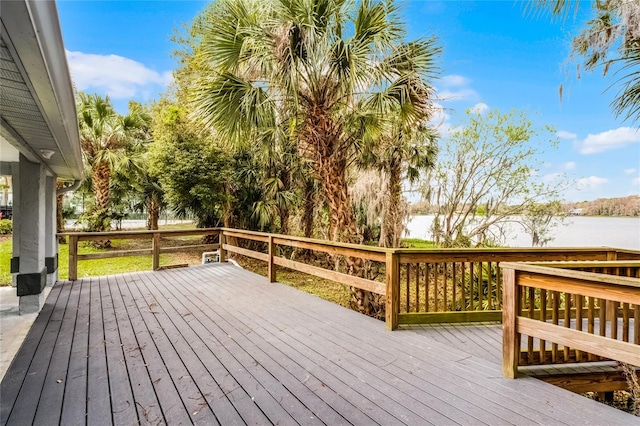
top-left (501, 261), bottom-right (640, 378)
top-left (59, 228), bottom-right (640, 332)
top-left (59, 228), bottom-right (220, 280)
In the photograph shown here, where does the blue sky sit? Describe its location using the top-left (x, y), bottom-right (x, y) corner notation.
top-left (56, 0), bottom-right (640, 202)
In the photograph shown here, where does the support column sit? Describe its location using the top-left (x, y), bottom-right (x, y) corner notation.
top-left (45, 175), bottom-right (58, 286)
top-left (10, 162), bottom-right (19, 287)
top-left (15, 155), bottom-right (47, 314)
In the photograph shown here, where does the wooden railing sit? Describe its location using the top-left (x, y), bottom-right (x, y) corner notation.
top-left (60, 228), bottom-right (640, 332)
top-left (501, 261), bottom-right (640, 378)
top-left (395, 248), bottom-right (640, 324)
top-left (218, 228), bottom-right (388, 295)
top-left (61, 228), bottom-right (220, 280)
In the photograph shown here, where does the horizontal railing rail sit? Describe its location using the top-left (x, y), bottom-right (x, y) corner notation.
top-left (394, 248), bottom-right (640, 324)
top-left (59, 229), bottom-right (221, 280)
top-left (59, 228), bottom-right (640, 332)
top-left (217, 228), bottom-right (388, 294)
top-left (501, 261), bottom-right (640, 378)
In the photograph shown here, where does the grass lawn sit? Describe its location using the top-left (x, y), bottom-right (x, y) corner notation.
top-left (0, 238), bottom-right (183, 285)
top-left (0, 224), bottom-right (210, 285)
top-left (402, 238), bottom-right (438, 248)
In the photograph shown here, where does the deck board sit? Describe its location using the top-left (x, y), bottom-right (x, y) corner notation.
top-left (33, 279), bottom-right (80, 425)
top-left (194, 270), bottom-right (564, 422)
top-left (110, 272), bottom-right (164, 425)
top-left (60, 274), bottom-right (91, 425)
top-left (5, 279), bottom-right (71, 425)
top-left (102, 275), bottom-right (138, 426)
top-left (1, 263), bottom-right (637, 425)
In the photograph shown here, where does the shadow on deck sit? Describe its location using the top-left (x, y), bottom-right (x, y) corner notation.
top-left (1, 264), bottom-right (636, 425)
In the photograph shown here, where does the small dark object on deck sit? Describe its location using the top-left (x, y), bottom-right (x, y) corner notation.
top-left (157, 264), bottom-right (189, 270)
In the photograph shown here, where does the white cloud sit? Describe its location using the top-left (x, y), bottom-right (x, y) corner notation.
top-left (66, 50), bottom-right (172, 99)
top-left (431, 103), bottom-right (455, 137)
top-left (440, 74), bottom-right (469, 87)
top-left (557, 130), bottom-right (577, 140)
top-left (563, 161), bottom-right (576, 170)
top-left (436, 74), bottom-right (478, 102)
top-left (438, 88), bottom-right (479, 101)
top-left (624, 168), bottom-right (637, 175)
top-left (578, 127), bottom-right (640, 154)
top-left (470, 102), bottom-right (489, 114)
top-left (633, 177), bottom-right (640, 186)
top-left (577, 176), bottom-right (608, 190)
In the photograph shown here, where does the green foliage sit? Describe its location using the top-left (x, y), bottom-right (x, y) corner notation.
top-left (424, 108), bottom-right (568, 247)
top-left (77, 93), bottom-right (151, 233)
top-left (539, 0), bottom-right (640, 123)
top-left (149, 103), bottom-right (235, 228)
top-left (401, 238), bottom-right (437, 248)
top-left (78, 208), bottom-right (113, 233)
top-left (522, 200), bottom-right (566, 246)
top-left (0, 238), bottom-right (12, 285)
top-left (187, 0), bottom-right (440, 246)
top-left (0, 219), bottom-right (11, 234)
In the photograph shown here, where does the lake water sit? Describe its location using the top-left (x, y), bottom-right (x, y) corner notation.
top-left (406, 215), bottom-right (640, 250)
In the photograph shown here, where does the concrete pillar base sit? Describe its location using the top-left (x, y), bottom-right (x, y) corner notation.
top-left (10, 258), bottom-right (19, 287)
top-left (46, 271), bottom-right (57, 287)
top-left (19, 293), bottom-right (44, 315)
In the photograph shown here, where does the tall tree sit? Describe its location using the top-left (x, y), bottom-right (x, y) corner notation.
top-left (77, 94), bottom-right (150, 243)
top-left (149, 103), bottom-right (232, 228)
top-left (424, 109), bottom-right (568, 248)
top-left (189, 0), bottom-right (439, 245)
top-left (188, 0), bottom-right (439, 316)
top-left (362, 121), bottom-right (438, 247)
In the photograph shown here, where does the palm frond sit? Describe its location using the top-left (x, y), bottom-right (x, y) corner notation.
top-left (612, 44), bottom-right (640, 123)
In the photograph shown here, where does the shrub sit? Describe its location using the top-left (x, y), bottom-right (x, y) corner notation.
top-left (0, 219), bottom-right (12, 234)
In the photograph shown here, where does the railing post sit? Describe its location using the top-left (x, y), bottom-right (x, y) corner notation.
top-left (69, 235), bottom-right (78, 281)
top-left (502, 266), bottom-right (521, 378)
top-left (605, 251), bottom-right (618, 335)
top-left (386, 251), bottom-right (399, 331)
top-left (268, 235), bottom-right (276, 282)
top-left (219, 231), bottom-right (226, 263)
top-left (152, 232), bottom-right (160, 271)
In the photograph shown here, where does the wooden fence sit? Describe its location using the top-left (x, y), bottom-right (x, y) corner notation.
top-left (501, 261), bottom-right (640, 378)
top-left (63, 228), bottom-right (221, 281)
top-left (394, 249), bottom-right (639, 325)
top-left (60, 228), bottom-right (640, 334)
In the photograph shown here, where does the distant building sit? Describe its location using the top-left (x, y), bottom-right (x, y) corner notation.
top-left (569, 208), bottom-right (583, 216)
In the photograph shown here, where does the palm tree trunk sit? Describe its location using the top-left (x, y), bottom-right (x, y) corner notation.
top-left (317, 155), bottom-right (384, 318)
top-left (279, 209), bottom-right (290, 235)
top-left (302, 180), bottom-right (315, 239)
top-left (384, 158), bottom-right (403, 248)
top-left (147, 198), bottom-right (159, 230)
top-left (91, 161), bottom-right (111, 248)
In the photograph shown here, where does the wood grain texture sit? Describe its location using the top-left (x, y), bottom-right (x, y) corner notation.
top-left (502, 268), bottom-right (520, 378)
top-left (1, 264), bottom-right (635, 425)
top-left (274, 256), bottom-right (386, 294)
top-left (517, 317), bottom-right (640, 367)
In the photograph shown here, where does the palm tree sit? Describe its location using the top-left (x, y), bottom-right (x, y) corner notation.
top-left (363, 121), bottom-right (438, 247)
top-left (537, 0), bottom-right (640, 122)
top-left (191, 0), bottom-right (439, 236)
top-left (77, 93), bottom-right (150, 244)
top-left (190, 0), bottom-right (439, 316)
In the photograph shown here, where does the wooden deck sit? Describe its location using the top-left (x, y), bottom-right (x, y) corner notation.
top-left (406, 323), bottom-right (625, 376)
top-left (1, 264), bottom-right (636, 425)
